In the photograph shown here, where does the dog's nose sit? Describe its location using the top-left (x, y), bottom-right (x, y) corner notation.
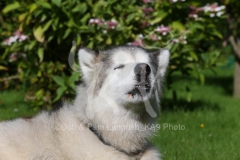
top-left (134, 63), bottom-right (151, 78)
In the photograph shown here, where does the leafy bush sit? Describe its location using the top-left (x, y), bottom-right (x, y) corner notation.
top-left (0, 0), bottom-right (226, 109)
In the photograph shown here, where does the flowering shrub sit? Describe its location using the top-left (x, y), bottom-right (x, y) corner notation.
top-left (0, 0), bottom-right (227, 108)
top-left (3, 30), bottom-right (28, 46)
top-left (189, 3), bottom-right (225, 19)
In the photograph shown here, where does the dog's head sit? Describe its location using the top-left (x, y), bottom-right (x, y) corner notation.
top-left (78, 46), bottom-right (170, 104)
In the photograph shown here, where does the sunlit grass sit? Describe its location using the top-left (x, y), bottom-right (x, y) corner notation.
top-left (0, 90), bottom-right (37, 121)
top-left (153, 66), bottom-right (240, 160)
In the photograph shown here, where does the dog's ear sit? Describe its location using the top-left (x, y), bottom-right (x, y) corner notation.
top-left (157, 48), bottom-right (170, 77)
top-left (78, 48), bottom-right (97, 83)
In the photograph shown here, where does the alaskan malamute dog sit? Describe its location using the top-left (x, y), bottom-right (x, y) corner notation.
top-left (0, 46), bottom-right (170, 160)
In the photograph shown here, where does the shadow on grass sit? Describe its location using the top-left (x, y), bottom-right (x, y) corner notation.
top-left (161, 98), bottom-right (221, 112)
top-left (205, 76), bottom-right (233, 96)
top-left (168, 73), bottom-right (233, 97)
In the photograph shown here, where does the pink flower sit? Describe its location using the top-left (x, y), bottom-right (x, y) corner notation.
top-left (189, 13), bottom-right (198, 18)
top-left (88, 18), bottom-right (118, 29)
top-left (189, 6), bottom-right (204, 19)
top-left (169, 0), bottom-right (185, 3)
top-left (106, 20), bottom-right (118, 29)
top-left (142, 0), bottom-right (151, 3)
top-left (171, 36), bottom-right (187, 44)
top-left (128, 39), bottom-right (145, 46)
top-left (196, 7), bottom-right (204, 12)
top-left (190, 6), bottom-right (205, 13)
top-left (204, 3), bottom-right (225, 13)
top-left (140, 21), bottom-right (148, 28)
top-left (9, 53), bottom-right (17, 62)
top-left (149, 35), bottom-right (158, 41)
top-left (189, 3), bottom-right (225, 19)
top-left (189, 6), bottom-right (196, 11)
top-left (3, 30), bottom-right (28, 45)
top-left (3, 38), bottom-right (10, 45)
top-left (156, 25), bottom-right (171, 35)
top-left (19, 35), bottom-right (28, 41)
top-left (142, 7), bottom-right (154, 14)
top-left (217, 11), bottom-right (224, 17)
top-left (14, 29), bottom-right (21, 36)
top-left (3, 36), bottom-right (18, 46)
top-left (88, 18), bottom-right (103, 25)
top-left (207, 3), bottom-right (218, 12)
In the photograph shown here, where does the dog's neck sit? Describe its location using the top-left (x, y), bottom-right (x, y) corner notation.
top-left (73, 86), bottom-right (159, 155)
top-left (86, 102), bottom-right (157, 156)
top-left (87, 124), bottom-right (146, 157)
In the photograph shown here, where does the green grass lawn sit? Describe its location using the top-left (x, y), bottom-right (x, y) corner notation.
top-left (154, 66), bottom-right (240, 160)
top-left (0, 90), bottom-right (38, 120)
top-left (0, 66), bottom-right (239, 160)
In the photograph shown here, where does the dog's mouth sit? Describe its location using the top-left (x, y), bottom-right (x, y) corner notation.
top-left (127, 82), bottom-right (151, 98)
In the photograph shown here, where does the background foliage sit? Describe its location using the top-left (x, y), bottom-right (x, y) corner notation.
top-left (0, 0), bottom-right (228, 109)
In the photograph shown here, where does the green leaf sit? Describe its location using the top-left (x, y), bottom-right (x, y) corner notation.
top-left (126, 14), bottom-right (136, 23)
top-left (37, 48), bottom-right (44, 62)
top-left (29, 3), bottom-right (38, 13)
top-left (199, 74), bottom-right (205, 85)
top-left (52, 75), bottom-right (65, 86)
top-left (51, 0), bottom-right (61, 7)
top-left (33, 26), bottom-right (45, 42)
top-left (80, 13), bottom-right (91, 24)
top-left (87, 41), bottom-right (94, 48)
top-left (189, 52), bottom-right (198, 61)
top-left (54, 86), bottom-right (67, 102)
top-left (53, 17), bottom-right (59, 30)
top-left (18, 13), bottom-right (28, 22)
top-left (2, 2), bottom-right (21, 13)
top-left (43, 20), bottom-right (53, 32)
top-left (40, 14), bottom-right (47, 22)
top-left (68, 72), bottom-right (79, 90)
top-left (76, 34), bottom-right (81, 45)
top-left (0, 65), bottom-right (8, 71)
top-left (37, 70), bottom-right (42, 77)
top-left (188, 22), bottom-right (203, 32)
top-left (95, 34), bottom-right (103, 42)
top-left (36, 0), bottom-right (52, 9)
top-left (63, 28), bottom-right (72, 39)
top-left (151, 11), bottom-right (167, 24)
top-left (67, 18), bottom-right (76, 27)
top-left (211, 30), bottom-right (223, 39)
top-left (48, 35), bottom-right (54, 41)
top-left (36, 89), bottom-right (44, 100)
top-left (171, 21), bottom-right (185, 31)
top-left (181, 45), bottom-right (194, 53)
top-left (26, 41), bottom-right (36, 50)
top-left (106, 37), bottom-right (112, 45)
top-left (169, 43), bottom-right (179, 52)
top-left (193, 33), bottom-right (206, 42)
top-left (72, 3), bottom-right (87, 13)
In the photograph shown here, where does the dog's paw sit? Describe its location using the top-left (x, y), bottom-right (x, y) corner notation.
top-left (140, 147), bottom-right (161, 160)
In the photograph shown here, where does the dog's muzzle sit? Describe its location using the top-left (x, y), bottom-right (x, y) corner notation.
top-left (134, 63), bottom-right (151, 82)
top-left (128, 63), bottom-right (151, 97)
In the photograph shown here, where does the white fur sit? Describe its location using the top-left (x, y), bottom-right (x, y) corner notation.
top-left (158, 49), bottom-right (170, 77)
top-left (0, 46), bottom-right (170, 160)
top-left (110, 49), bottom-right (155, 103)
top-left (78, 48), bottom-right (95, 83)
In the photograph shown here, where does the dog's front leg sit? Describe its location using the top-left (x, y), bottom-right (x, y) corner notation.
top-left (140, 146), bottom-right (161, 160)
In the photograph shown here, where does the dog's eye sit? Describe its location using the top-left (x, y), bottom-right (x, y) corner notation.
top-left (114, 64), bottom-right (125, 70)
